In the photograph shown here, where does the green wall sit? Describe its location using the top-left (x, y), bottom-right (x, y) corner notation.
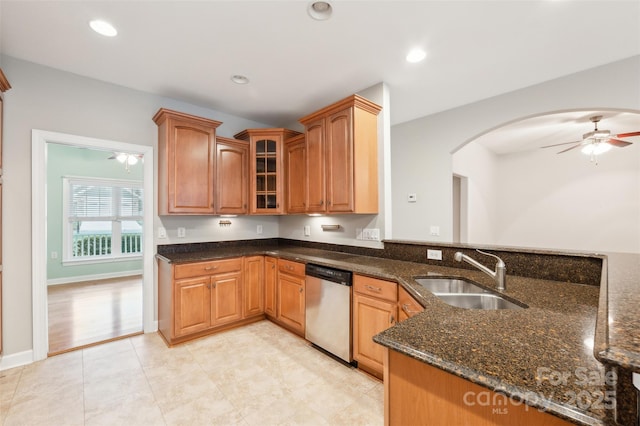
top-left (47, 143), bottom-right (144, 282)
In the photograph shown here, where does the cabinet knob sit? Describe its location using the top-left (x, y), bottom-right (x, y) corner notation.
top-left (299, 287), bottom-right (303, 293)
top-left (319, 200), bottom-right (323, 206)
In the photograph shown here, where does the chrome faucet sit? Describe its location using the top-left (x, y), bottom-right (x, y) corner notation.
top-left (454, 249), bottom-right (506, 292)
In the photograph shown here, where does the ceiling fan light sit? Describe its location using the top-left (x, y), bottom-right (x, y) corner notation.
top-left (581, 142), bottom-right (612, 156)
top-left (115, 152), bottom-right (128, 163)
top-left (127, 155), bottom-right (139, 165)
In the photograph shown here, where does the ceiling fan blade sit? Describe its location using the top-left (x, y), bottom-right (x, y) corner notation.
top-left (556, 143), bottom-right (583, 154)
top-left (608, 138), bottom-right (633, 148)
top-left (540, 140), bottom-right (582, 149)
top-left (615, 131), bottom-right (640, 138)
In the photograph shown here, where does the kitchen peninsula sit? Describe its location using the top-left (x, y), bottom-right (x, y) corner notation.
top-left (156, 238), bottom-right (639, 426)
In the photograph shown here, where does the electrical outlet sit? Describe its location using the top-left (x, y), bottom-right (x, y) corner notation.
top-left (157, 226), bottom-right (167, 239)
top-left (430, 226), bottom-right (440, 236)
top-left (51, 251), bottom-right (58, 259)
top-left (257, 225), bottom-right (263, 234)
top-left (177, 227), bottom-right (186, 238)
top-left (362, 228), bottom-right (380, 241)
top-left (356, 228), bottom-right (363, 240)
top-left (304, 225), bottom-right (311, 236)
top-left (427, 249), bottom-right (442, 260)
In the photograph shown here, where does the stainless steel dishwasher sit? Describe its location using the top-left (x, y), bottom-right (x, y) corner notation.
top-left (305, 263), bottom-right (353, 364)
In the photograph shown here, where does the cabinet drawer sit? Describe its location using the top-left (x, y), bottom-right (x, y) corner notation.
top-left (175, 258), bottom-right (243, 279)
top-left (354, 275), bottom-right (397, 302)
top-left (278, 259), bottom-right (305, 277)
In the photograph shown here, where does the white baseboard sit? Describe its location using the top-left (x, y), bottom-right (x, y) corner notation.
top-left (0, 350), bottom-right (34, 371)
top-left (47, 270), bottom-right (143, 286)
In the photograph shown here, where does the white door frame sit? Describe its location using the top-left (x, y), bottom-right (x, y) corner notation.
top-left (31, 129), bottom-right (155, 361)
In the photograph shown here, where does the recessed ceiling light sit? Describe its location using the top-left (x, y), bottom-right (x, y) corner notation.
top-left (308, 1), bottom-right (333, 20)
top-left (89, 20), bottom-right (118, 37)
top-left (406, 48), bottom-right (427, 63)
top-left (231, 75), bottom-right (250, 85)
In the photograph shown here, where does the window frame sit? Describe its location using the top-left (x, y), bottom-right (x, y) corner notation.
top-left (62, 176), bottom-right (144, 265)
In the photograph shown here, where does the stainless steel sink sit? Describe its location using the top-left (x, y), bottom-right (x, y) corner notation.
top-left (435, 293), bottom-right (524, 310)
top-left (414, 277), bottom-right (489, 294)
top-left (413, 277), bottom-right (525, 310)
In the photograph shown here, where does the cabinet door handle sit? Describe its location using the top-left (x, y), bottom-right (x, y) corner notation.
top-left (319, 200), bottom-right (323, 206)
top-left (299, 287), bottom-right (303, 293)
top-left (213, 282), bottom-right (217, 289)
top-left (365, 285), bottom-right (382, 293)
top-left (390, 315), bottom-right (395, 324)
top-left (204, 266), bottom-right (218, 271)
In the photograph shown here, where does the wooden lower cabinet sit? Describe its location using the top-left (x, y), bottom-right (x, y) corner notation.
top-left (158, 256), bottom-right (262, 345)
top-left (211, 270), bottom-right (243, 325)
top-left (275, 259), bottom-right (306, 336)
top-left (385, 348), bottom-right (573, 426)
top-left (174, 276), bottom-right (211, 337)
top-left (397, 286), bottom-right (424, 322)
top-left (353, 274), bottom-right (397, 378)
top-left (264, 256), bottom-right (278, 318)
top-left (243, 256), bottom-right (265, 318)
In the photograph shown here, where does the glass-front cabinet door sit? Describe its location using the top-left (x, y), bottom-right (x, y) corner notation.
top-left (255, 138), bottom-right (278, 210)
top-left (234, 128), bottom-right (301, 215)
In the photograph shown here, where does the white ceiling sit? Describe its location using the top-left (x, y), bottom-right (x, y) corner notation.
top-left (1, 0), bottom-right (639, 131)
top-left (472, 110), bottom-right (640, 155)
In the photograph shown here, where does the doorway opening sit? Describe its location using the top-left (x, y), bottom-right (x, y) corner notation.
top-left (32, 130), bottom-right (155, 361)
top-left (452, 174), bottom-right (468, 244)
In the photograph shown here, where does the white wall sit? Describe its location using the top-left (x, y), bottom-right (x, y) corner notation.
top-left (452, 142), bottom-right (498, 244)
top-left (494, 143), bottom-right (640, 253)
top-left (391, 55), bottom-right (640, 251)
top-left (0, 55), bottom-right (273, 357)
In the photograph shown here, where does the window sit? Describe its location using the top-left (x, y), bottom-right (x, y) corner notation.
top-left (63, 177), bottom-right (143, 263)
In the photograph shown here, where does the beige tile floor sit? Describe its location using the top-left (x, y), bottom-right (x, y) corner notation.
top-left (0, 320), bottom-right (383, 426)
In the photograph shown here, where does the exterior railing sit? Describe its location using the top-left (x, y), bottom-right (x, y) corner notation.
top-left (73, 233), bottom-right (142, 257)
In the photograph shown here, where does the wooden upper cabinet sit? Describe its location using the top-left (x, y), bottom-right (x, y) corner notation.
top-left (215, 137), bottom-right (249, 215)
top-left (153, 109), bottom-right (222, 215)
top-left (305, 119), bottom-right (326, 213)
top-left (299, 94), bottom-right (382, 214)
top-left (284, 134), bottom-right (306, 214)
top-left (234, 128), bottom-right (301, 215)
top-left (326, 107), bottom-right (354, 213)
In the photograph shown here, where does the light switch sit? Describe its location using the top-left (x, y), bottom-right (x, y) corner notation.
top-left (304, 225), bottom-right (311, 236)
top-left (430, 226), bottom-right (440, 236)
top-left (408, 193), bottom-right (417, 203)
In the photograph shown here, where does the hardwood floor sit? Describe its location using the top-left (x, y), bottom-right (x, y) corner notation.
top-left (47, 275), bottom-right (143, 355)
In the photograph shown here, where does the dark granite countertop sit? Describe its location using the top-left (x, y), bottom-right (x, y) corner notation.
top-left (594, 253), bottom-right (640, 371)
top-left (156, 245), bottom-right (639, 425)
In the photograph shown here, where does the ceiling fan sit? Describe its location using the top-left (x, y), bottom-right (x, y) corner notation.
top-left (541, 115), bottom-right (640, 155)
top-left (108, 152), bottom-right (144, 172)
